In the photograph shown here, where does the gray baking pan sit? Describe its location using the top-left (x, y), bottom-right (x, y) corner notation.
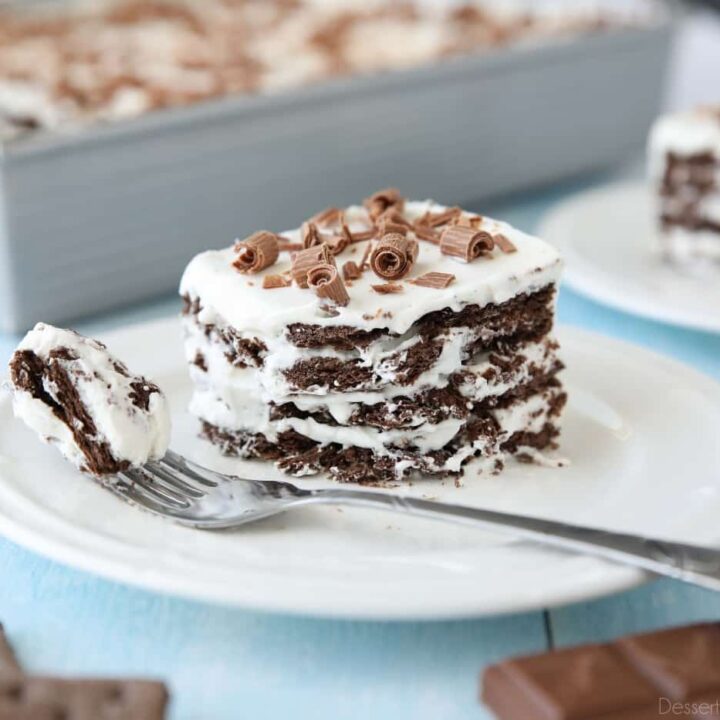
top-left (0, 18), bottom-right (673, 332)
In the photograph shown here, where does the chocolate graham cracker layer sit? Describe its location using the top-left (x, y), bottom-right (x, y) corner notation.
top-left (180, 190), bottom-right (565, 484)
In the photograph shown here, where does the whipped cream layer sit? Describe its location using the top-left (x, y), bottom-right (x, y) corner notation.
top-left (8, 323), bottom-right (170, 475)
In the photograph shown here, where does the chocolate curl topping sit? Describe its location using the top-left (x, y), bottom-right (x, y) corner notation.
top-left (420, 206), bottom-right (462, 228)
top-left (301, 221), bottom-right (322, 249)
top-left (310, 206), bottom-right (342, 227)
top-left (349, 227), bottom-right (377, 242)
top-left (307, 263), bottom-right (350, 307)
top-left (413, 222), bottom-right (441, 244)
top-left (363, 187), bottom-right (404, 221)
top-left (411, 271), bottom-right (455, 289)
top-left (440, 226), bottom-right (494, 262)
top-left (342, 260), bottom-right (362, 281)
top-left (291, 244), bottom-right (332, 288)
top-left (232, 231), bottom-right (279, 273)
top-left (370, 233), bottom-right (418, 280)
top-left (494, 233), bottom-right (517, 253)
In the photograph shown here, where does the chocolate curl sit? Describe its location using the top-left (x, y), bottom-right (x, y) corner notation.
top-left (310, 206), bottom-right (342, 227)
top-left (372, 282), bottom-right (403, 294)
top-left (370, 233), bottom-right (418, 280)
top-left (326, 235), bottom-right (349, 255)
top-left (494, 233), bottom-right (517, 253)
top-left (454, 214), bottom-right (483, 228)
top-left (291, 244), bottom-right (332, 287)
top-left (413, 222), bottom-right (441, 244)
top-left (360, 241), bottom-right (374, 270)
top-left (440, 226), bottom-right (494, 262)
top-left (411, 271), bottom-right (455, 289)
top-left (262, 274), bottom-right (291, 289)
top-left (232, 231), bottom-right (279, 273)
top-left (377, 208), bottom-right (411, 236)
top-left (350, 227), bottom-right (377, 242)
top-left (342, 260), bottom-right (362, 281)
top-left (420, 206), bottom-right (462, 228)
top-left (307, 263), bottom-right (350, 307)
top-left (301, 221), bottom-right (323, 249)
top-left (363, 187), bottom-right (404, 221)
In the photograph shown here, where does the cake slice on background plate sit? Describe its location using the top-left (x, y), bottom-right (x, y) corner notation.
top-left (180, 189), bottom-right (566, 485)
top-left (649, 106), bottom-right (720, 266)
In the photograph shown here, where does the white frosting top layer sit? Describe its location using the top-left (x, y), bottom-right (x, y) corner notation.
top-left (648, 107), bottom-right (720, 176)
top-left (9, 323), bottom-right (171, 473)
top-left (180, 200), bottom-right (562, 337)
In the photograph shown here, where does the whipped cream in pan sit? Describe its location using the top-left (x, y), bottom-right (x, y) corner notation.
top-left (7, 323), bottom-right (170, 475)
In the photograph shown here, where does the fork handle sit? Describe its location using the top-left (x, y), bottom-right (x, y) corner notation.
top-left (306, 489), bottom-right (720, 592)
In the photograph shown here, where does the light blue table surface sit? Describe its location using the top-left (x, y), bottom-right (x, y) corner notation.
top-left (1, 174), bottom-right (719, 720)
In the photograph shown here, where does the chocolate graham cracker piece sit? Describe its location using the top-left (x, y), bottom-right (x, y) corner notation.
top-left (0, 625), bottom-right (21, 678)
top-left (481, 622), bottom-right (720, 720)
top-left (0, 677), bottom-right (168, 720)
top-left (0, 625), bottom-right (168, 719)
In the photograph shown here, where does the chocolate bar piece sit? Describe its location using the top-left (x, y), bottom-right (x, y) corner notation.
top-left (0, 625), bottom-right (21, 678)
top-left (0, 677), bottom-right (168, 720)
top-left (481, 622), bottom-right (720, 719)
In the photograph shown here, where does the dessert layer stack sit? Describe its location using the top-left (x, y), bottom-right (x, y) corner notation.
top-left (180, 190), bottom-right (565, 484)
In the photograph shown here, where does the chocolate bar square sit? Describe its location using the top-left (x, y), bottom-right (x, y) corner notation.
top-left (482, 622), bottom-right (720, 720)
top-left (617, 623), bottom-right (720, 700)
top-left (482, 645), bottom-right (658, 720)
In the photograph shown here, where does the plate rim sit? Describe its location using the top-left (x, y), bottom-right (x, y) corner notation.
top-left (3, 317), bottom-right (720, 620)
top-left (539, 180), bottom-right (720, 335)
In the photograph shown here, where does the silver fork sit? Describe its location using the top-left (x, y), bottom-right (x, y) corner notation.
top-left (112, 450), bottom-right (720, 593)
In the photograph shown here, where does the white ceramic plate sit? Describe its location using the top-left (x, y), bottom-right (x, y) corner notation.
top-left (539, 181), bottom-right (720, 334)
top-left (0, 318), bottom-right (719, 620)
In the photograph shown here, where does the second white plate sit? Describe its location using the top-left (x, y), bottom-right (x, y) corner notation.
top-left (0, 318), bottom-right (719, 619)
top-left (539, 181), bottom-right (720, 334)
